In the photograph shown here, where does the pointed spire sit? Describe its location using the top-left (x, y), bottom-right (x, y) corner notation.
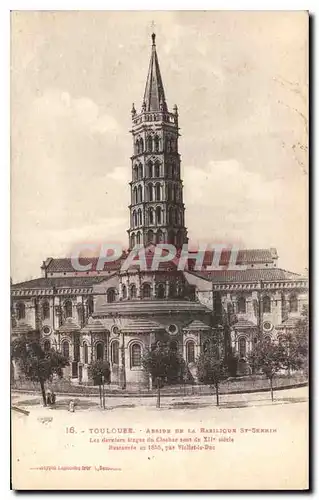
top-left (142, 33), bottom-right (167, 112)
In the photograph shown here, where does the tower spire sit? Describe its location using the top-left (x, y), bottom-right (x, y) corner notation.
top-left (143, 33), bottom-right (167, 112)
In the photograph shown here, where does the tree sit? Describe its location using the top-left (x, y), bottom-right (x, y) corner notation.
top-left (142, 343), bottom-right (185, 408)
top-left (248, 339), bottom-right (285, 402)
top-left (196, 344), bottom-right (228, 406)
top-left (11, 335), bottom-right (69, 406)
top-left (88, 360), bottom-right (111, 409)
top-left (280, 305), bottom-right (309, 376)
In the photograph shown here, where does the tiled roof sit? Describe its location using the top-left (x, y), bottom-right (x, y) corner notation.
top-left (233, 319), bottom-right (257, 329)
top-left (93, 299), bottom-right (210, 316)
top-left (11, 322), bottom-right (35, 335)
top-left (192, 268), bottom-right (304, 283)
top-left (121, 318), bottom-right (163, 333)
top-left (44, 257), bottom-right (123, 273)
top-left (58, 318), bottom-right (81, 333)
top-left (11, 276), bottom-right (110, 289)
top-left (81, 317), bottom-right (108, 334)
top-left (183, 320), bottom-right (211, 331)
top-left (277, 317), bottom-right (300, 329)
top-left (188, 248), bottom-right (277, 266)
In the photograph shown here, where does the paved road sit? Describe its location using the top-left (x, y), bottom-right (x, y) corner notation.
top-left (12, 386), bottom-right (308, 412)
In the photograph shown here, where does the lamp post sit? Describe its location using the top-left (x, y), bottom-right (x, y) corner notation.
top-left (101, 374), bottom-right (105, 409)
top-left (114, 314), bottom-right (126, 390)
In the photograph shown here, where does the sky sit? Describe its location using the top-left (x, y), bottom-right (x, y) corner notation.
top-left (11, 11), bottom-right (308, 282)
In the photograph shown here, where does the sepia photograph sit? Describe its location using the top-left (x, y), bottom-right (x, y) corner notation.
top-left (10, 10), bottom-right (309, 490)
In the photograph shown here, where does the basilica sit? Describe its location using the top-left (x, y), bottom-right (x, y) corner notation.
top-left (11, 34), bottom-right (308, 388)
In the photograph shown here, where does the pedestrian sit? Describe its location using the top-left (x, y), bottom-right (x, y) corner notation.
top-left (69, 400), bottom-right (75, 412)
top-left (46, 389), bottom-right (52, 406)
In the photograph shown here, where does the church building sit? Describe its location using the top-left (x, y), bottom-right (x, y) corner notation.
top-left (11, 34), bottom-right (308, 388)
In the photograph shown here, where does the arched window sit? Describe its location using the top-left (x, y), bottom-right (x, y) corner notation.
top-left (133, 165), bottom-right (138, 181)
top-left (130, 284), bottom-right (137, 299)
top-left (154, 135), bottom-right (159, 152)
top-left (83, 342), bottom-right (88, 364)
top-left (237, 297), bottom-right (246, 314)
top-left (43, 340), bottom-right (50, 352)
top-left (172, 162), bottom-right (176, 178)
top-left (168, 184), bottom-right (173, 201)
top-left (131, 233), bottom-right (136, 248)
top-left (87, 296), bottom-right (94, 316)
top-left (157, 283), bottom-right (165, 299)
top-left (138, 209), bottom-right (142, 225)
top-left (131, 343), bottom-right (142, 367)
top-left (136, 231), bottom-right (141, 245)
top-left (62, 340), bottom-right (70, 358)
top-left (135, 141), bottom-right (139, 155)
top-left (107, 288), bottom-right (116, 303)
top-left (147, 229), bottom-right (154, 244)
top-left (174, 185), bottom-right (179, 201)
top-left (239, 337), bottom-right (247, 358)
top-left (142, 283), bottom-right (151, 299)
top-left (122, 284), bottom-right (127, 299)
top-left (138, 163), bottom-right (143, 179)
top-left (147, 135), bottom-right (153, 152)
top-left (137, 185), bottom-right (143, 203)
top-left (148, 183), bottom-right (153, 201)
top-left (154, 162), bottom-right (160, 177)
top-left (264, 335), bottom-right (272, 343)
top-left (263, 295), bottom-right (271, 313)
top-left (169, 284), bottom-right (176, 298)
top-left (64, 300), bottom-right (73, 318)
top-left (156, 229), bottom-right (163, 243)
top-left (133, 186), bottom-right (137, 204)
top-left (77, 304), bottom-right (83, 325)
top-left (155, 183), bottom-right (161, 201)
top-left (133, 210), bottom-right (137, 227)
top-left (96, 342), bottom-right (104, 361)
top-left (111, 340), bottom-right (119, 365)
top-left (168, 230), bottom-right (175, 245)
top-left (186, 341), bottom-right (195, 364)
top-left (16, 302), bottom-right (26, 320)
top-left (139, 138), bottom-right (144, 153)
top-left (168, 207), bottom-right (173, 224)
top-left (148, 161), bottom-right (153, 178)
top-left (289, 294), bottom-right (298, 313)
top-left (149, 207), bottom-right (154, 225)
top-left (42, 301), bottom-right (50, 320)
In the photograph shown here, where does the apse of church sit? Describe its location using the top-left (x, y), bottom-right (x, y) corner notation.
top-left (11, 34), bottom-right (308, 389)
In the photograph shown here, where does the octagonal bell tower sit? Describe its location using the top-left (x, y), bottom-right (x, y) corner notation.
top-left (128, 33), bottom-right (188, 249)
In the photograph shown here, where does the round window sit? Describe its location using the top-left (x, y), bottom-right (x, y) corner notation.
top-left (263, 321), bottom-right (273, 332)
top-left (112, 326), bottom-right (120, 336)
top-left (167, 324), bottom-right (178, 335)
top-left (42, 325), bottom-right (51, 336)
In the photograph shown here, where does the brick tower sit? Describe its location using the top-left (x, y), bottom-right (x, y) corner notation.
top-left (128, 33), bottom-right (188, 249)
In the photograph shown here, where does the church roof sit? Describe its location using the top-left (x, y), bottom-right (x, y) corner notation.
top-left (11, 275), bottom-right (110, 290)
top-left (277, 317), bottom-right (300, 329)
top-left (233, 319), bottom-right (257, 330)
top-left (142, 33), bottom-right (167, 112)
top-left (11, 322), bottom-right (35, 335)
top-left (191, 268), bottom-right (305, 284)
top-left (188, 248), bottom-right (277, 267)
top-left (183, 319), bottom-right (211, 331)
top-left (42, 257), bottom-right (123, 273)
top-left (81, 317), bottom-right (108, 334)
top-left (58, 318), bottom-right (81, 333)
top-left (121, 318), bottom-right (163, 333)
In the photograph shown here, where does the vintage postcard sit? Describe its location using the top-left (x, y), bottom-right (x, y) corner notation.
top-left (11, 11), bottom-right (309, 490)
